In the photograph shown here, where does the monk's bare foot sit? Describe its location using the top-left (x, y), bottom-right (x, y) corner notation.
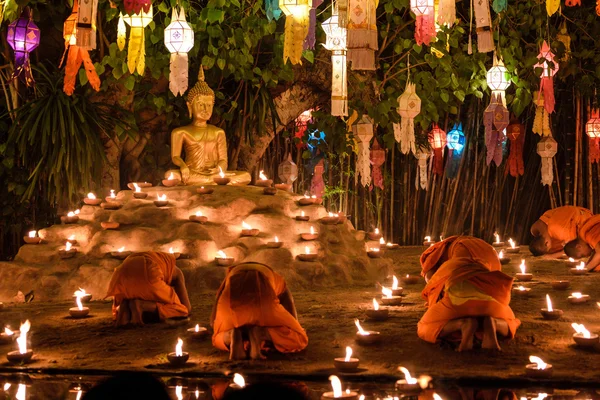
top-left (116, 300), bottom-right (131, 327)
top-left (129, 299), bottom-right (144, 326)
top-left (249, 326), bottom-right (267, 360)
top-left (482, 316), bottom-right (501, 350)
top-left (229, 328), bottom-right (246, 361)
top-left (458, 318), bottom-right (477, 352)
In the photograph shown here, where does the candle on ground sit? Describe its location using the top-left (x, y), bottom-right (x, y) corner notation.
top-left (296, 211), bottom-right (310, 221)
top-left (6, 320), bottom-right (33, 364)
top-left (390, 275), bottom-right (403, 296)
top-left (321, 376), bottom-right (358, 400)
top-left (190, 211), bottom-right (208, 223)
top-left (551, 280), bottom-right (570, 290)
top-left (83, 192), bottom-right (102, 205)
top-left (571, 323), bottom-right (599, 347)
top-left (540, 294), bottom-right (563, 320)
top-left (167, 338), bottom-right (189, 366)
top-left (229, 373), bottom-right (246, 390)
top-left (367, 228), bottom-right (382, 241)
top-left (23, 230), bottom-right (41, 244)
top-left (354, 319), bottom-right (381, 345)
top-left (492, 232), bottom-right (504, 247)
top-left (111, 246), bottom-right (132, 259)
top-left (73, 288), bottom-right (92, 303)
top-left (570, 261), bottom-right (588, 275)
top-left (213, 167), bottom-right (230, 185)
top-left (241, 221), bottom-right (259, 236)
top-left (154, 194), bottom-right (169, 207)
top-left (187, 324), bottom-right (209, 340)
top-left (506, 238), bottom-right (520, 253)
top-left (513, 285), bottom-right (531, 296)
top-left (215, 250), bottom-right (234, 266)
top-left (515, 259), bottom-right (533, 281)
top-left (525, 355), bottom-right (553, 378)
top-left (396, 366), bottom-right (420, 392)
top-left (366, 299), bottom-right (389, 321)
top-left (333, 346), bottom-right (360, 372)
top-left (255, 170), bottom-right (273, 187)
top-left (267, 236), bottom-right (283, 248)
top-left (367, 247), bottom-right (382, 258)
top-left (0, 327), bottom-right (15, 344)
top-left (69, 291), bottom-right (90, 318)
top-left (423, 236), bottom-right (435, 246)
top-left (402, 274), bottom-right (419, 285)
top-left (59, 241), bottom-right (77, 259)
top-left (381, 286), bottom-right (402, 306)
top-left (298, 246), bottom-right (318, 261)
top-left (162, 172), bottom-right (181, 187)
top-left (321, 212), bottom-right (340, 225)
top-left (498, 250), bottom-right (511, 265)
top-left (196, 186), bottom-right (214, 194)
top-left (301, 226), bottom-right (318, 241)
top-left (568, 292), bottom-right (590, 304)
top-left (133, 183), bottom-right (148, 199)
top-left (168, 247), bottom-right (181, 259)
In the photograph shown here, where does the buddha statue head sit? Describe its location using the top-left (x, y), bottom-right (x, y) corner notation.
top-left (186, 68), bottom-right (215, 122)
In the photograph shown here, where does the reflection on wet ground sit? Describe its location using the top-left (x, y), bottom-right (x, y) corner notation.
top-left (0, 374), bottom-right (599, 400)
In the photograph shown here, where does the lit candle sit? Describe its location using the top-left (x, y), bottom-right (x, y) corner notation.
top-left (305, 246), bottom-right (310, 254)
top-left (498, 250), bottom-right (510, 264)
top-left (62, 211), bottom-right (79, 224)
top-left (367, 247), bottom-right (381, 258)
top-left (333, 346), bottom-right (360, 372)
top-left (402, 274), bottom-right (419, 285)
top-left (0, 327), bottom-right (15, 344)
top-left (506, 238), bottom-right (520, 253)
top-left (168, 247), bottom-right (181, 259)
top-left (381, 286), bottom-right (402, 305)
top-left (84, 192), bottom-right (102, 206)
top-left (219, 167), bottom-right (225, 179)
top-left (110, 190), bottom-right (116, 199)
top-left (354, 319), bottom-right (381, 345)
top-left (571, 323), bottom-right (599, 347)
top-left (214, 167), bottom-right (230, 185)
top-left (69, 290), bottom-right (90, 318)
top-left (540, 294), bottom-right (563, 320)
top-left (322, 212), bottom-right (339, 224)
top-left (391, 275), bottom-right (402, 295)
top-left (301, 226), bottom-right (318, 241)
top-left (396, 366), bottom-right (420, 391)
top-left (267, 235), bottom-right (283, 248)
top-left (551, 280), bottom-right (570, 290)
top-left (6, 320), bottom-right (33, 364)
top-left (423, 236), bottom-right (434, 246)
top-left (167, 338), bottom-right (189, 366)
top-left (296, 210), bottom-right (310, 221)
top-left (74, 209), bottom-right (80, 215)
top-left (175, 385), bottom-right (183, 400)
top-left (321, 376), bottom-right (358, 400)
top-left (568, 292), bottom-right (590, 304)
top-left (73, 288), bottom-right (92, 303)
top-left (23, 230), bottom-right (41, 244)
top-left (570, 261), bottom-right (588, 275)
top-left (366, 298), bottom-right (389, 321)
top-left (215, 250), bottom-right (234, 266)
top-left (162, 172), bottom-right (180, 187)
top-left (189, 210), bottom-right (208, 223)
top-left (513, 285), bottom-right (531, 296)
top-left (154, 194), bottom-right (168, 207)
top-left (368, 227), bottom-right (382, 240)
top-left (187, 323), bottom-right (208, 340)
top-left (379, 237), bottom-right (385, 246)
top-left (241, 221), bottom-right (259, 236)
top-left (16, 384), bottom-right (25, 400)
top-left (67, 234), bottom-right (77, 245)
top-left (515, 259), bottom-right (533, 281)
top-left (230, 373), bottom-right (246, 390)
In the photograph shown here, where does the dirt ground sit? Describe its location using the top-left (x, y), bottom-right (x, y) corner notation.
top-left (0, 246), bottom-right (599, 385)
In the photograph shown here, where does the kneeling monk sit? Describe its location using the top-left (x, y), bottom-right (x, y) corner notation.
top-left (564, 215), bottom-right (600, 272)
top-left (529, 206), bottom-right (592, 256)
top-left (106, 252), bottom-right (191, 326)
top-left (211, 262), bottom-right (308, 360)
top-left (418, 236), bottom-right (520, 351)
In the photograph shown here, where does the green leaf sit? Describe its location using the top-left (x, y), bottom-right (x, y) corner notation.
top-left (78, 69), bottom-right (89, 86)
top-left (207, 8), bottom-right (224, 23)
top-left (440, 92), bottom-right (449, 103)
top-left (303, 50), bottom-right (314, 64)
top-left (217, 59), bottom-right (226, 70)
top-left (124, 75), bottom-right (135, 91)
top-left (201, 55), bottom-right (215, 69)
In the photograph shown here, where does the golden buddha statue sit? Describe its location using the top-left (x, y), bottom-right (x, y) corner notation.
top-left (165, 69), bottom-right (251, 186)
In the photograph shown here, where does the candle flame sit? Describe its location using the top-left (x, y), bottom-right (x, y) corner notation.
top-left (406, 274), bottom-right (410, 278)
top-left (134, 183), bottom-right (141, 192)
top-left (529, 355), bottom-right (547, 370)
top-left (274, 236), bottom-right (279, 243)
top-left (242, 221), bottom-right (252, 230)
top-left (168, 172), bottom-right (175, 180)
top-left (398, 367), bottom-right (418, 384)
top-left (508, 238), bottom-right (516, 248)
top-left (218, 166), bottom-right (225, 178)
top-left (370, 247), bottom-right (380, 252)
top-left (546, 294), bottom-right (553, 312)
top-left (374, 228), bottom-right (379, 234)
top-left (169, 247), bottom-right (175, 254)
top-left (3, 383), bottom-right (10, 391)
top-left (354, 319), bottom-right (370, 336)
top-left (387, 242), bottom-right (393, 247)
top-left (440, 235), bottom-right (443, 241)
top-left (329, 376), bottom-right (342, 398)
top-left (301, 211), bottom-right (305, 217)
top-left (74, 209), bottom-right (80, 215)
top-left (372, 298), bottom-right (379, 310)
top-left (494, 232), bottom-right (500, 243)
top-left (517, 286), bottom-right (526, 291)
top-left (67, 211), bottom-right (75, 217)
top-left (424, 236), bottom-right (431, 242)
top-left (305, 246), bottom-right (311, 254)
top-left (87, 192), bottom-right (96, 199)
top-left (310, 226), bottom-right (315, 235)
top-left (66, 241), bottom-right (72, 251)
top-left (519, 259), bottom-right (526, 274)
top-left (118, 246), bottom-right (125, 252)
top-left (392, 276), bottom-right (399, 290)
top-left (195, 211), bottom-right (203, 217)
top-left (233, 373), bottom-right (245, 388)
top-left (379, 237), bottom-right (385, 245)
top-left (597, 302), bottom-right (600, 309)
top-left (16, 384), bottom-right (25, 400)
top-left (158, 194), bottom-right (167, 201)
top-left (259, 170), bottom-right (267, 180)
top-left (382, 286), bottom-right (392, 298)
top-left (571, 323), bottom-right (591, 338)
top-left (499, 250), bottom-right (504, 258)
top-left (74, 288), bottom-right (87, 297)
top-left (4, 327), bottom-right (13, 336)
top-left (344, 346), bottom-right (352, 362)
top-left (110, 189), bottom-right (115, 198)
top-left (28, 231), bottom-right (36, 238)
top-left (311, 195), bottom-right (316, 199)
top-left (195, 390), bottom-right (199, 399)
top-left (328, 212), bottom-right (335, 217)
top-left (571, 292), bottom-right (583, 299)
top-left (76, 295), bottom-right (83, 311)
top-left (175, 385), bottom-right (183, 400)
top-left (433, 394), bottom-right (443, 400)
top-left (195, 324), bottom-right (200, 332)
top-left (216, 250), bottom-right (227, 258)
top-left (175, 338), bottom-right (183, 356)
top-left (68, 235), bottom-right (75, 241)
top-left (576, 261), bottom-right (586, 270)
top-left (17, 320), bottom-right (30, 354)
top-left (568, 257), bottom-right (575, 262)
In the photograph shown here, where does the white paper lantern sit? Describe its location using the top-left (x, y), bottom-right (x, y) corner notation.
top-left (164, 7), bottom-right (194, 96)
top-left (322, 13), bottom-right (347, 116)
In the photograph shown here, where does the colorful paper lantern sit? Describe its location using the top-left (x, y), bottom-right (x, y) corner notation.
top-left (304, 0), bottom-right (324, 50)
top-left (487, 56), bottom-right (511, 101)
top-left (164, 6), bottom-right (194, 96)
top-left (471, 0), bottom-right (493, 53)
top-left (6, 9), bottom-right (40, 87)
top-left (428, 123), bottom-right (446, 176)
top-left (565, 0), bottom-right (580, 6)
top-left (534, 41), bottom-right (558, 114)
top-left (294, 109), bottom-right (312, 149)
top-left (532, 91), bottom-right (552, 137)
top-left (484, 92), bottom-right (509, 166)
top-left (414, 148), bottom-right (430, 190)
top-left (322, 12), bottom-right (348, 116)
top-left (586, 110), bottom-right (600, 164)
top-left (412, 0), bottom-right (435, 46)
top-left (437, 0), bottom-right (455, 27)
top-left (280, 0), bottom-right (310, 65)
top-left (445, 123), bottom-right (464, 179)
top-left (347, 0), bottom-right (379, 70)
top-left (123, 5), bottom-right (153, 75)
top-left (352, 115), bottom-right (374, 187)
top-left (411, 0), bottom-right (433, 16)
top-left (393, 80), bottom-right (421, 155)
top-left (492, 0), bottom-right (507, 13)
top-left (537, 136), bottom-right (557, 186)
top-left (266, 0), bottom-right (283, 20)
top-left (278, 153), bottom-right (299, 184)
top-left (506, 116), bottom-right (525, 177)
top-left (124, 0), bottom-right (151, 15)
top-left (370, 138), bottom-right (385, 190)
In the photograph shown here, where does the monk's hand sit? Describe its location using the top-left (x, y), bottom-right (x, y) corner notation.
top-left (180, 166), bottom-right (190, 183)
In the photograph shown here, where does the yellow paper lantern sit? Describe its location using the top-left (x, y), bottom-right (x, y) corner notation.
top-left (322, 12), bottom-right (347, 116)
top-left (123, 5), bottom-right (153, 75)
top-left (280, 0), bottom-right (310, 65)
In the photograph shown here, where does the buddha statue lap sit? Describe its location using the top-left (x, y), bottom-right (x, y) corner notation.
top-left (165, 69), bottom-right (251, 186)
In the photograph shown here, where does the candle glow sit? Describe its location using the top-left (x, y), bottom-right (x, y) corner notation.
top-left (134, 183), bottom-right (141, 192)
top-left (218, 166), bottom-right (225, 178)
top-left (424, 236), bottom-right (431, 242)
top-left (17, 320), bottom-right (30, 354)
top-left (110, 189), bottom-right (115, 198)
top-left (529, 355), bottom-right (548, 370)
top-left (195, 324), bottom-right (200, 332)
top-left (517, 286), bottom-right (526, 291)
top-left (310, 226), bottom-right (315, 235)
top-left (354, 319), bottom-right (370, 336)
top-left (572, 323), bottom-right (591, 338)
top-left (216, 250), bottom-right (227, 258)
top-left (175, 338), bottom-right (183, 356)
top-left (157, 194), bottom-right (167, 201)
top-left (274, 236), bottom-right (279, 243)
top-left (508, 238), bottom-right (516, 248)
top-left (379, 237), bottom-right (385, 245)
top-left (28, 231), bottom-right (36, 238)
top-left (74, 288), bottom-right (87, 297)
top-left (499, 250), bottom-right (504, 258)
top-left (195, 211), bottom-right (203, 217)
top-left (4, 327), bottom-right (13, 336)
top-left (301, 211), bottom-right (305, 217)
top-left (433, 394), bottom-right (443, 400)
top-left (494, 232), bottom-right (500, 243)
top-left (76, 295), bottom-right (83, 311)
top-left (398, 367), bottom-right (418, 384)
top-left (519, 259), bottom-right (527, 274)
top-left (392, 275), bottom-right (399, 290)
top-left (118, 246), bottom-right (125, 253)
top-left (242, 221), bottom-right (252, 230)
top-left (87, 192), bottom-right (96, 199)
top-left (568, 257), bottom-right (575, 262)
top-left (168, 172), bottom-right (175, 180)
top-left (571, 292), bottom-right (584, 299)
top-left (382, 287), bottom-right (392, 298)
top-left (344, 346), bottom-right (352, 362)
top-left (68, 235), bottom-right (76, 241)
top-left (65, 241), bottom-right (72, 251)
top-left (329, 376), bottom-right (342, 398)
top-left (233, 373), bottom-right (245, 388)
top-left (374, 228), bottom-right (379, 234)
top-left (3, 383), bottom-right (9, 391)
top-left (67, 211), bottom-right (75, 217)
top-left (74, 209), bottom-right (80, 215)
top-left (372, 298), bottom-right (379, 311)
top-left (546, 294), bottom-right (553, 312)
top-left (16, 384), bottom-right (25, 400)
top-left (576, 261), bottom-right (586, 270)
top-left (259, 170), bottom-right (268, 180)
top-left (305, 246), bottom-right (311, 254)
top-left (175, 385), bottom-right (183, 400)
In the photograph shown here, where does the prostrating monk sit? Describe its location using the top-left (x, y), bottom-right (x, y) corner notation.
top-left (211, 262), bottom-right (308, 360)
top-left (529, 206), bottom-right (593, 256)
top-left (106, 252), bottom-right (191, 326)
top-left (564, 215), bottom-right (600, 272)
top-left (418, 236), bottom-right (520, 351)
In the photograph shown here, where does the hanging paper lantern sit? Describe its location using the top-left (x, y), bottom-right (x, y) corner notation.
top-left (278, 153), bottom-right (299, 184)
top-left (117, 13), bottom-right (126, 51)
top-left (123, 5), bottom-right (153, 75)
top-left (6, 9), bottom-right (40, 87)
top-left (393, 80), bottom-right (421, 155)
top-left (280, 0), bottom-right (310, 65)
top-left (586, 109), bottom-right (600, 164)
top-left (347, 0), bottom-right (378, 70)
top-left (445, 123), bottom-right (464, 179)
top-left (370, 138), bottom-right (385, 190)
top-left (484, 92), bottom-right (509, 166)
top-left (352, 115), bottom-right (374, 187)
top-left (532, 91), bottom-right (552, 137)
top-left (487, 55), bottom-right (511, 105)
top-left (412, 0), bottom-right (435, 46)
top-left (437, 0), bottom-right (456, 27)
top-left (411, 0), bottom-right (433, 16)
top-left (534, 41), bottom-right (558, 115)
top-left (428, 123), bottom-right (447, 176)
top-left (556, 21), bottom-right (571, 62)
top-left (311, 158), bottom-right (325, 198)
top-left (471, 0), bottom-right (493, 53)
top-left (597, 0), bottom-right (600, 16)
top-left (537, 136), bottom-right (557, 186)
top-left (565, 0), bottom-right (580, 5)
top-left (295, 109), bottom-right (312, 149)
top-left (414, 148), bottom-right (430, 190)
top-left (506, 116), bottom-right (525, 177)
top-left (164, 6), bottom-right (194, 96)
top-left (546, 0), bottom-right (559, 16)
top-left (322, 12), bottom-right (348, 116)
top-left (124, 0), bottom-right (151, 15)
top-left (304, 0), bottom-right (324, 50)
top-left (266, 0), bottom-right (283, 21)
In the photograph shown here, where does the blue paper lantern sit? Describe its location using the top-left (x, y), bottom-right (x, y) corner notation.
top-left (447, 123), bottom-right (465, 153)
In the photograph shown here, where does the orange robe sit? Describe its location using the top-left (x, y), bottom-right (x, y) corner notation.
top-left (418, 257), bottom-right (520, 343)
top-left (537, 206), bottom-right (593, 251)
top-left (420, 235), bottom-right (501, 276)
top-left (212, 263), bottom-right (308, 353)
top-left (106, 252), bottom-right (188, 320)
top-left (579, 215), bottom-right (600, 249)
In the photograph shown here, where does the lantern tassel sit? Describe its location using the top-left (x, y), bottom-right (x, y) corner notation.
top-left (590, 138), bottom-right (600, 164)
top-left (507, 132), bottom-right (525, 177)
top-left (437, 0), bottom-right (456, 27)
top-left (445, 150), bottom-right (461, 179)
top-left (432, 148), bottom-right (444, 175)
top-left (13, 52), bottom-right (35, 87)
top-left (127, 27), bottom-right (145, 74)
top-left (169, 53), bottom-right (189, 96)
top-left (473, 0), bottom-right (494, 53)
top-left (331, 51), bottom-right (348, 116)
top-left (540, 157), bottom-right (553, 186)
top-left (303, 0), bottom-right (323, 50)
top-left (117, 13), bottom-right (126, 51)
top-left (539, 78), bottom-right (555, 114)
top-left (358, 142), bottom-right (372, 187)
top-left (281, 4), bottom-right (310, 65)
top-left (394, 119), bottom-right (416, 155)
top-left (415, 150), bottom-right (430, 190)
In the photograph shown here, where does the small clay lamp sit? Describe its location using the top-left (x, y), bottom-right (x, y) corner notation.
top-left (505, 238), bottom-right (520, 253)
top-left (366, 298), bottom-right (389, 321)
top-left (263, 187), bottom-right (277, 195)
top-left (59, 241), bottom-right (77, 259)
top-left (240, 221), bottom-right (259, 237)
top-left (390, 276), bottom-right (403, 296)
top-left (334, 346), bottom-right (360, 373)
top-left (168, 247), bottom-right (181, 259)
top-left (402, 274), bottom-right (419, 285)
top-left (525, 355), bottom-right (553, 378)
top-left (196, 186), bottom-right (214, 195)
top-left (515, 259), bottom-right (533, 281)
top-left (267, 236), bottom-right (283, 248)
top-left (492, 232), bottom-right (504, 248)
top-left (298, 195), bottom-right (316, 206)
top-left (422, 236), bottom-right (435, 246)
top-left (69, 293), bottom-right (90, 318)
top-left (381, 287), bottom-right (402, 306)
top-left (67, 234), bottom-right (78, 246)
top-left (154, 194), bottom-right (169, 207)
top-left (255, 170), bottom-right (273, 187)
top-left (551, 280), bottom-right (570, 290)
top-left (274, 183), bottom-right (292, 191)
top-left (386, 242), bottom-right (399, 250)
top-left (111, 246), bottom-right (132, 260)
top-left (215, 250), bottom-right (234, 266)
top-left (396, 367), bottom-right (421, 392)
top-left (101, 221), bottom-right (120, 230)
top-left (132, 183), bottom-right (148, 199)
top-left (296, 211), bottom-right (310, 221)
top-left (571, 323), bottom-right (600, 348)
top-left (167, 338), bottom-right (189, 367)
top-left (313, 195), bottom-right (323, 205)
top-left (83, 192), bottom-right (102, 206)
top-left (301, 226), bottom-right (318, 241)
top-left (189, 211), bottom-right (208, 223)
top-left (321, 212), bottom-right (340, 225)
top-left (213, 167), bottom-right (230, 185)
top-left (354, 319), bottom-right (381, 345)
top-left (513, 285), bottom-right (531, 297)
top-left (498, 250), bottom-right (511, 265)
top-left (162, 172), bottom-right (181, 187)
top-left (61, 211), bottom-right (79, 224)
top-left (540, 294), bottom-right (563, 320)
top-left (571, 261), bottom-right (588, 275)
top-left (367, 228), bottom-right (382, 241)
top-left (187, 324), bottom-right (209, 341)
top-left (298, 246), bottom-right (318, 261)
top-left (23, 230), bottom-right (41, 245)
top-left (6, 320), bottom-right (33, 364)
top-left (0, 327), bottom-right (16, 345)
top-left (367, 247), bottom-right (382, 258)
top-left (568, 292), bottom-right (590, 304)
top-left (321, 376), bottom-right (358, 400)
top-left (73, 288), bottom-right (92, 303)
top-left (105, 189), bottom-right (118, 203)
top-left (101, 202), bottom-right (121, 210)
top-left (337, 211), bottom-right (347, 224)
top-left (229, 373), bottom-right (246, 391)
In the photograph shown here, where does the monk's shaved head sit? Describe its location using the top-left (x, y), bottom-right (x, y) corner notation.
top-left (564, 238), bottom-right (593, 259)
top-left (529, 235), bottom-right (550, 256)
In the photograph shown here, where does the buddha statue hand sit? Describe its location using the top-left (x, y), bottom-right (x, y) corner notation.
top-left (180, 165), bottom-right (190, 183)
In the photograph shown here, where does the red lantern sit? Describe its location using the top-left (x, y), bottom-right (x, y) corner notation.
top-left (370, 138), bottom-right (385, 190)
top-left (428, 124), bottom-right (447, 175)
top-left (124, 0), bottom-right (151, 14)
top-left (534, 41), bottom-right (558, 114)
top-left (506, 116), bottom-right (525, 177)
top-left (587, 109), bottom-right (600, 163)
